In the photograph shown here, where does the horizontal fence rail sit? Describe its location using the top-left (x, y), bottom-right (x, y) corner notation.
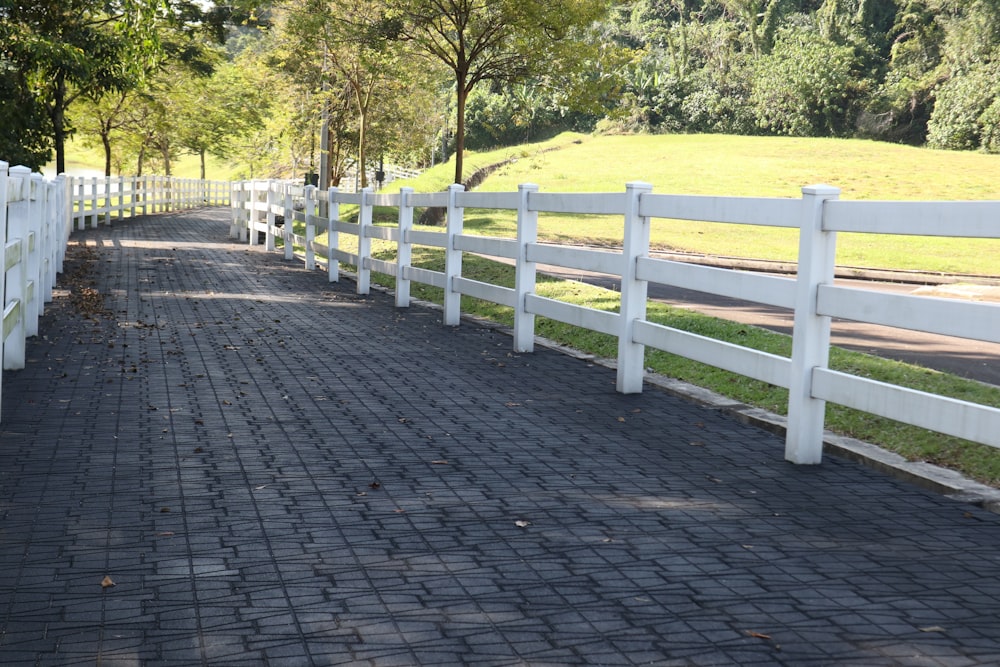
top-left (233, 179), bottom-right (1000, 465)
top-left (67, 175), bottom-right (230, 230)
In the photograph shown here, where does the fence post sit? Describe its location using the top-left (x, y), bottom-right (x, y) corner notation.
top-left (89, 177), bottom-right (99, 228)
top-left (304, 185), bottom-right (317, 270)
top-left (57, 174), bottom-right (69, 272)
top-left (357, 186), bottom-right (374, 295)
top-left (785, 184), bottom-right (840, 464)
top-left (443, 183), bottom-right (465, 326)
top-left (0, 162), bottom-right (6, 416)
top-left (5, 165), bottom-right (30, 370)
top-left (103, 177), bottom-right (112, 226)
top-left (616, 181), bottom-right (653, 394)
top-left (395, 187), bottom-right (414, 308)
top-left (42, 178), bottom-right (57, 300)
top-left (25, 174), bottom-right (42, 336)
top-left (229, 182), bottom-right (241, 239)
top-left (327, 187), bottom-right (339, 283)
top-left (283, 184), bottom-right (294, 261)
top-left (117, 176), bottom-right (125, 220)
top-left (74, 178), bottom-right (81, 230)
top-left (513, 183), bottom-right (539, 352)
top-left (245, 182), bottom-right (255, 245)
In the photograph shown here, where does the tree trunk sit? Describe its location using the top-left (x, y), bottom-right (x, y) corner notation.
top-left (358, 110), bottom-right (367, 189)
top-left (52, 72), bottom-right (68, 174)
top-left (454, 74), bottom-right (468, 185)
top-left (102, 132), bottom-right (112, 177)
top-left (200, 148), bottom-right (206, 180)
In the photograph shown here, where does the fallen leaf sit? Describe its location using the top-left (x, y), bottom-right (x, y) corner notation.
top-left (394, 508), bottom-right (406, 513)
top-left (160, 507), bottom-right (170, 513)
top-left (514, 520), bottom-right (531, 528)
top-left (616, 416), bottom-right (626, 422)
top-left (101, 576), bottom-right (116, 588)
top-left (369, 481), bottom-right (381, 490)
top-left (920, 626), bottom-right (947, 633)
top-left (156, 532), bottom-right (175, 537)
top-left (431, 460), bottom-right (449, 465)
top-left (746, 631), bottom-right (771, 640)
top-left (504, 402), bottom-right (521, 407)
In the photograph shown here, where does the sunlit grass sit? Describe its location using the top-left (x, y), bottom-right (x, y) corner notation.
top-left (387, 133), bottom-right (1000, 276)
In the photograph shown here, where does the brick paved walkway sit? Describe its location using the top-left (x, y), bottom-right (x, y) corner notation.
top-left (2, 208), bottom-right (1000, 666)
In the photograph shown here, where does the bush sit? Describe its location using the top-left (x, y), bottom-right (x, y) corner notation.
top-left (926, 56), bottom-right (1000, 152)
top-left (751, 28), bottom-right (868, 137)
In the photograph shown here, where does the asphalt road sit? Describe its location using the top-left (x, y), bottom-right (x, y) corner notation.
top-left (535, 264), bottom-right (1000, 387)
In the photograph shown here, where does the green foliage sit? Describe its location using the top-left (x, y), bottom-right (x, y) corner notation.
top-left (394, 0), bottom-right (610, 182)
top-left (0, 0), bottom-right (165, 171)
top-left (751, 27), bottom-right (870, 136)
top-left (0, 72), bottom-right (52, 168)
top-left (927, 54), bottom-right (1000, 150)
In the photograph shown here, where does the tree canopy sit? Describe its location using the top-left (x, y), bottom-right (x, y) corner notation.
top-left (4, 0), bottom-right (1000, 180)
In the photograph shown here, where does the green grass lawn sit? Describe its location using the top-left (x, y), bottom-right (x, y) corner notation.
top-left (392, 133), bottom-right (1000, 276)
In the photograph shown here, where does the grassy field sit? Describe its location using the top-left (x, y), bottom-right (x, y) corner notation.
top-left (50, 138), bottom-right (239, 181)
top-left (392, 133), bottom-right (1000, 276)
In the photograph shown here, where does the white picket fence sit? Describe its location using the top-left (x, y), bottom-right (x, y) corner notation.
top-left (0, 163), bottom-right (71, 420)
top-left (232, 179), bottom-right (1000, 465)
top-left (67, 175), bottom-right (229, 229)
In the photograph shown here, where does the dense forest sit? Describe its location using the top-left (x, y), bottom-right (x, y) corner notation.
top-left (1, 0), bottom-right (999, 182)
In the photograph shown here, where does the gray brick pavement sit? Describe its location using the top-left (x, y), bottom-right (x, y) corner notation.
top-left (1, 208), bottom-right (999, 665)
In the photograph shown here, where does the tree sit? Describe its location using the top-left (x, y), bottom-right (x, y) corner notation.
top-left (276, 0), bottom-right (413, 189)
top-left (0, 0), bottom-right (162, 173)
top-left (75, 90), bottom-right (132, 176)
top-left (752, 26), bottom-right (868, 136)
top-left (0, 63), bottom-right (52, 169)
top-left (718, 0), bottom-right (783, 57)
top-left (396, 0), bottom-right (609, 184)
top-left (912, 0), bottom-right (1000, 150)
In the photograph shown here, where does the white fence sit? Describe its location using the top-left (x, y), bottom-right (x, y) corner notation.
top-left (232, 179), bottom-right (1000, 465)
top-left (67, 175), bottom-right (229, 229)
top-left (0, 162), bottom-right (71, 420)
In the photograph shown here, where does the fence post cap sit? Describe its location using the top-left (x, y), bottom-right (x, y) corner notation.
top-left (802, 184), bottom-right (840, 197)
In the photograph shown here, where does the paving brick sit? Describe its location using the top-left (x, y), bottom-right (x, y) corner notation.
top-left (1, 208), bottom-right (1000, 665)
